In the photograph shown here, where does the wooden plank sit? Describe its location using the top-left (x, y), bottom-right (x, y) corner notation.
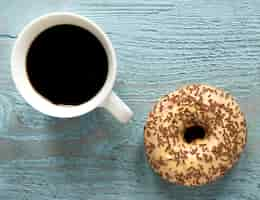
top-left (0, 0), bottom-right (259, 199)
top-left (0, 0), bottom-right (74, 36)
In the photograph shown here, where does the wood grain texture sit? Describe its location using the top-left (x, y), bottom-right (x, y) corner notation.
top-left (0, 0), bottom-right (260, 199)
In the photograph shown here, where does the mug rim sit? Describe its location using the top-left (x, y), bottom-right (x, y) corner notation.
top-left (11, 12), bottom-right (117, 118)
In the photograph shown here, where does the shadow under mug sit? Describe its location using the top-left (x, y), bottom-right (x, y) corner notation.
top-left (11, 12), bottom-right (133, 123)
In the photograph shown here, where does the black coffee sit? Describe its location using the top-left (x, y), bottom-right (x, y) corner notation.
top-left (26, 24), bottom-right (108, 105)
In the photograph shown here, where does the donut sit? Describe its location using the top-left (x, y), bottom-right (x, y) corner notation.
top-left (144, 84), bottom-right (247, 186)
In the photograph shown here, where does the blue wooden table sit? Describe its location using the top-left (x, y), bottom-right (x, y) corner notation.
top-left (0, 0), bottom-right (260, 199)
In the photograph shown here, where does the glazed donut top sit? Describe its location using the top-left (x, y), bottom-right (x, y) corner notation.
top-left (144, 84), bottom-right (247, 186)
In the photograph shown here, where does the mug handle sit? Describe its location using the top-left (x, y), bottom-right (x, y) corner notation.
top-left (101, 92), bottom-right (133, 123)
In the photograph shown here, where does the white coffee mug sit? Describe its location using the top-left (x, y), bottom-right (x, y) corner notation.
top-left (11, 12), bottom-right (133, 123)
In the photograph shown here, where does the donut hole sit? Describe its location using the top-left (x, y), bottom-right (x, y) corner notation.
top-left (184, 125), bottom-right (205, 144)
